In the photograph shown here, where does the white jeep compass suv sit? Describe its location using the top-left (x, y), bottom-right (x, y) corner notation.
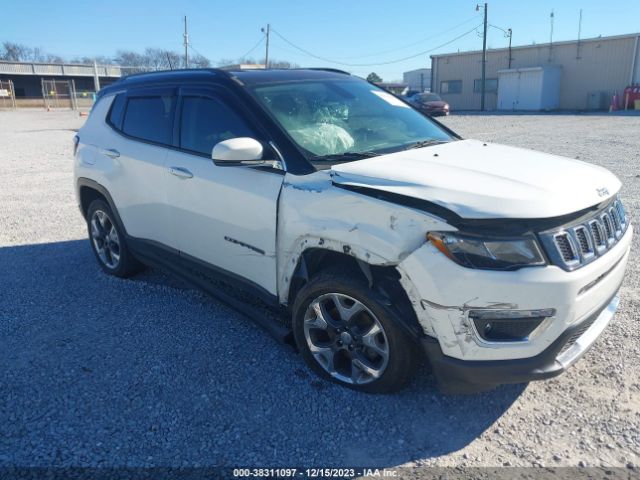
top-left (74, 68), bottom-right (632, 393)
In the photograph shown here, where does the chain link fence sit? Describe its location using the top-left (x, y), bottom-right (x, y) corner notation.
top-left (0, 79), bottom-right (17, 109)
top-left (0, 62), bottom-right (183, 111)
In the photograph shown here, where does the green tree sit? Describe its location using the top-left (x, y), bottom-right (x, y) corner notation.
top-left (366, 72), bottom-right (383, 83)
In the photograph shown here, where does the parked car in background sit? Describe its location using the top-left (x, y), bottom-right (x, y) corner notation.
top-left (407, 92), bottom-right (450, 116)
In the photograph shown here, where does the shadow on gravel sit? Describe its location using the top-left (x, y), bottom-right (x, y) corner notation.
top-left (0, 240), bottom-right (524, 467)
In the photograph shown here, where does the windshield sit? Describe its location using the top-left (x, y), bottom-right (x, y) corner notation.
top-left (250, 79), bottom-right (453, 163)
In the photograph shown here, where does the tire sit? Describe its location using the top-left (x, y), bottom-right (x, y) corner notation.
top-left (86, 199), bottom-right (143, 278)
top-left (292, 270), bottom-right (419, 393)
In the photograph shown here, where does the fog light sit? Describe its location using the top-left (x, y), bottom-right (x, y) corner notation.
top-left (468, 308), bottom-right (556, 342)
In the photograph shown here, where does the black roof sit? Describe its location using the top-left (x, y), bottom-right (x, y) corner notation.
top-left (99, 68), bottom-right (353, 96)
top-left (230, 68), bottom-right (352, 85)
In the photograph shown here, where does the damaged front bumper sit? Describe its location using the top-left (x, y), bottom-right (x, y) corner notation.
top-left (422, 293), bottom-right (619, 391)
top-left (397, 225), bottom-right (632, 389)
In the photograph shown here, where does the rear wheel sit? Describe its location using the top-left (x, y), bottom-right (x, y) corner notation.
top-left (292, 271), bottom-right (419, 393)
top-left (87, 199), bottom-right (143, 278)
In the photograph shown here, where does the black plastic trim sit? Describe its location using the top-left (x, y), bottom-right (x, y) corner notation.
top-left (126, 238), bottom-right (291, 343)
top-left (128, 237), bottom-right (278, 307)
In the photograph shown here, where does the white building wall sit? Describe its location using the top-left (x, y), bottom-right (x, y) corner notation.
top-left (431, 34), bottom-right (639, 111)
top-left (403, 68), bottom-right (431, 92)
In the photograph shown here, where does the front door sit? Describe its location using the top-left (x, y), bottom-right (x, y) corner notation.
top-left (164, 88), bottom-right (284, 296)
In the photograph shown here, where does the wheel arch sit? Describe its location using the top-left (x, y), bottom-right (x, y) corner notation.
top-left (287, 247), bottom-right (425, 342)
top-left (77, 178), bottom-right (128, 236)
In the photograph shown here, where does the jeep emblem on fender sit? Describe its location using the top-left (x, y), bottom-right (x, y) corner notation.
top-left (597, 187), bottom-right (610, 197)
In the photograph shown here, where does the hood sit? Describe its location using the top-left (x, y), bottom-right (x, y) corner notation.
top-left (330, 139), bottom-right (621, 219)
top-left (422, 100), bottom-right (447, 108)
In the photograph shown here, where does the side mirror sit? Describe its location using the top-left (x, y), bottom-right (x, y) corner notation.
top-left (212, 137), bottom-right (265, 167)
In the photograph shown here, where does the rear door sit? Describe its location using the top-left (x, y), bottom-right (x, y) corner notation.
top-left (107, 88), bottom-right (176, 247)
top-left (164, 86), bottom-right (284, 296)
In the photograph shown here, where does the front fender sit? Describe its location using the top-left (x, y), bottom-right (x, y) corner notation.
top-left (276, 171), bottom-right (453, 304)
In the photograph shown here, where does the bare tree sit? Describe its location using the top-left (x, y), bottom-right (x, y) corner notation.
top-left (189, 53), bottom-right (211, 68)
top-left (218, 56), bottom-right (298, 68)
top-left (268, 59), bottom-right (299, 69)
top-left (1, 41), bottom-right (34, 61)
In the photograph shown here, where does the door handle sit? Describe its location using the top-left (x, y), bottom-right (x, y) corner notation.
top-left (100, 148), bottom-right (120, 159)
top-left (169, 166), bottom-right (193, 179)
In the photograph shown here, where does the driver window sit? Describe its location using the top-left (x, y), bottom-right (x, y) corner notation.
top-left (180, 96), bottom-right (256, 156)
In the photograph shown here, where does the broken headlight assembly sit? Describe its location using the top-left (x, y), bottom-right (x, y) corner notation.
top-left (427, 232), bottom-right (546, 271)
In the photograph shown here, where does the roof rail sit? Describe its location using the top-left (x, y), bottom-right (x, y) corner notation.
top-left (116, 67), bottom-right (227, 81)
top-left (303, 67), bottom-right (351, 75)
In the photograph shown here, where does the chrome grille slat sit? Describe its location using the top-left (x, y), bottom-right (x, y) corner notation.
top-left (553, 233), bottom-right (578, 264)
top-left (539, 196), bottom-right (629, 271)
top-left (602, 213), bottom-right (613, 242)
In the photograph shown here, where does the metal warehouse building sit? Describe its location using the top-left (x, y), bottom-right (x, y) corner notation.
top-left (403, 68), bottom-right (431, 92)
top-left (0, 61), bottom-right (123, 109)
top-left (431, 32), bottom-right (640, 111)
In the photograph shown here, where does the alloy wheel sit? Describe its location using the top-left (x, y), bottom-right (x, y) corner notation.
top-left (303, 293), bottom-right (390, 385)
top-left (90, 210), bottom-right (121, 269)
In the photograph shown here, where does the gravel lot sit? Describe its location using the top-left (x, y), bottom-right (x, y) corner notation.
top-left (0, 110), bottom-right (639, 471)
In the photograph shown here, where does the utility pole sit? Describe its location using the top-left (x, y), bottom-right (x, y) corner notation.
top-left (477, 3), bottom-right (488, 111)
top-left (549, 10), bottom-right (554, 62)
top-left (92, 60), bottom-right (101, 92)
top-left (576, 9), bottom-right (583, 59)
top-left (183, 16), bottom-right (189, 69)
top-left (261, 24), bottom-right (270, 68)
top-left (507, 28), bottom-right (513, 69)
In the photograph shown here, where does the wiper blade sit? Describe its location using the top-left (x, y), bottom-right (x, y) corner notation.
top-left (403, 139), bottom-right (449, 150)
top-left (310, 151), bottom-right (381, 162)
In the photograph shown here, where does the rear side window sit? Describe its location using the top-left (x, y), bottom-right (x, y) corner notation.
top-left (122, 95), bottom-right (175, 145)
top-left (179, 96), bottom-right (255, 155)
top-left (107, 94), bottom-right (126, 129)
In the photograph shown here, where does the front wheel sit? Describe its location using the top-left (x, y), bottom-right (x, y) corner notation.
top-left (292, 271), bottom-right (419, 393)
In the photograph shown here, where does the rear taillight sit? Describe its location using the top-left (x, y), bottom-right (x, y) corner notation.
top-left (73, 135), bottom-right (79, 156)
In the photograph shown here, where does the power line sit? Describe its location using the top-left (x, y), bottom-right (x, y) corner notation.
top-left (270, 25), bottom-right (483, 67)
top-left (330, 14), bottom-right (482, 59)
top-left (188, 44), bottom-right (207, 59)
top-left (239, 36), bottom-right (265, 60)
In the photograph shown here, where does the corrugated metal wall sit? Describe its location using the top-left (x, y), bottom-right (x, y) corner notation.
top-left (432, 35), bottom-right (638, 110)
top-left (403, 68), bottom-right (431, 91)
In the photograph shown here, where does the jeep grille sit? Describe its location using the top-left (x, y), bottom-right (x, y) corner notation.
top-left (539, 197), bottom-right (629, 271)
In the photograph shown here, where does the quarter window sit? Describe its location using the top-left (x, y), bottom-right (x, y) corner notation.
top-left (122, 95), bottom-right (175, 145)
top-left (474, 78), bottom-right (498, 93)
top-left (107, 94), bottom-right (126, 129)
top-left (179, 96), bottom-right (256, 156)
top-left (441, 80), bottom-right (462, 94)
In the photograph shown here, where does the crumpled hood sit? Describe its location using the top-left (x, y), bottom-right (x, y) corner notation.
top-left (330, 139), bottom-right (621, 219)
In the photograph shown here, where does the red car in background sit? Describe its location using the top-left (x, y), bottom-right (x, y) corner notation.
top-left (406, 92), bottom-right (450, 116)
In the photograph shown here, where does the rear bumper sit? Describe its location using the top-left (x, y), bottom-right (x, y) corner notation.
top-left (423, 293), bottom-right (619, 390)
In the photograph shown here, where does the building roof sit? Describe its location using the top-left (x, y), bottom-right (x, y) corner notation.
top-left (403, 68), bottom-right (431, 74)
top-left (0, 60), bottom-right (122, 77)
top-left (430, 32), bottom-right (640, 59)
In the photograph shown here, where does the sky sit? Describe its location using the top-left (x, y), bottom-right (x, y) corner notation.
top-left (3, 0), bottom-right (640, 80)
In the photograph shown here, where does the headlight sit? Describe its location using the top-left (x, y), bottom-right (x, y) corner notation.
top-left (427, 232), bottom-right (546, 270)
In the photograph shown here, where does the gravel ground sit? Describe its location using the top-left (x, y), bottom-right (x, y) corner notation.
top-left (0, 110), bottom-right (639, 471)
